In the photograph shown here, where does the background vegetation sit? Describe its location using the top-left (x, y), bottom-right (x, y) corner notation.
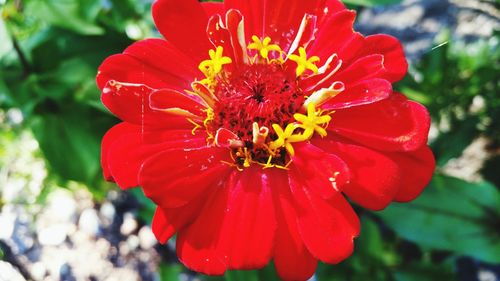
top-left (0, 0), bottom-right (499, 280)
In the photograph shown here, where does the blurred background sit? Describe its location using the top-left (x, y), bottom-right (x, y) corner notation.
top-left (0, 0), bottom-right (499, 280)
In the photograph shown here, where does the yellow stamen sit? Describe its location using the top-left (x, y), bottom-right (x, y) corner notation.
top-left (260, 156), bottom-right (293, 170)
top-left (247, 36), bottom-right (282, 60)
top-left (252, 122), bottom-right (269, 146)
top-left (186, 118), bottom-right (202, 135)
top-left (269, 123), bottom-right (304, 156)
top-left (242, 148), bottom-right (251, 168)
top-left (189, 82), bottom-right (219, 109)
top-left (234, 147), bottom-right (252, 168)
top-left (294, 103), bottom-right (332, 140)
top-left (203, 108), bottom-right (215, 127)
top-left (288, 47), bottom-right (320, 77)
top-left (303, 81), bottom-right (345, 109)
top-left (198, 46), bottom-right (232, 82)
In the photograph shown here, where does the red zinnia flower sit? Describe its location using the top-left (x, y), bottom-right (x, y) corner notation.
top-left (98, 0), bottom-right (435, 279)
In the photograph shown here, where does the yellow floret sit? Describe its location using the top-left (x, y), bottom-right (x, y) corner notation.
top-left (294, 103), bottom-right (331, 140)
top-left (248, 36), bottom-right (282, 60)
top-left (198, 46), bottom-right (232, 83)
top-left (288, 47), bottom-right (320, 77)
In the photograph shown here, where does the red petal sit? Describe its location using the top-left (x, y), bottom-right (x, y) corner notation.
top-left (201, 1), bottom-right (224, 16)
top-left (152, 0), bottom-right (211, 61)
top-left (226, 0), bottom-right (344, 46)
top-left (101, 81), bottom-right (193, 129)
top-left (207, 14), bottom-right (233, 57)
top-left (101, 122), bottom-right (138, 182)
top-left (123, 39), bottom-right (200, 83)
top-left (96, 39), bottom-right (198, 91)
top-left (139, 146), bottom-right (232, 208)
top-left (357, 34), bottom-right (408, 82)
top-left (214, 128), bottom-right (242, 148)
top-left (108, 129), bottom-right (206, 189)
top-left (316, 0), bottom-right (347, 27)
top-left (289, 172), bottom-right (360, 264)
top-left (272, 170), bottom-right (317, 281)
top-left (334, 54), bottom-right (386, 85)
top-left (330, 93), bottom-right (431, 152)
top-left (149, 89), bottom-right (208, 118)
top-left (314, 138), bottom-right (402, 210)
top-left (312, 54), bottom-right (388, 103)
top-left (322, 78), bottom-right (392, 110)
top-left (206, 10), bottom-right (249, 67)
top-left (217, 167), bottom-right (277, 269)
top-left (152, 207), bottom-right (175, 244)
top-left (176, 185), bottom-right (229, 275)
top-left (225, 9), bottom-right (249, 66)
top-left (176, 168), bottom-right (277, 273)
top-left (288, 14), bottom-right (318, 56)
top-left (104, 125), bottom-right (142, 188)
top-left (224, 0), bottom-right (264, 39)
top-left (309, 10), bottom-right (363, 62)
top-left (291, 143), bottom-right (350, 199)
top-left (390, 145), bottom-right (435, 202)
top-left (264, 0), bottom-right (322, 52)
top-left (152, 200), bottom-right (205, 244)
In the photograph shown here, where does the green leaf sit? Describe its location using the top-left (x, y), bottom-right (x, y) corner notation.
top-left (29, 27), bottom-right (132, 74)
top-left (377, 174), bottom-right (500, 263)
top-left (201, 263), bottom-right (280, 281)
top-left (30, 103), bottom-right (114, 185)
top-left (395, 263), bottom-right (457, 281)
top-left (159, 262), bottom-right (182, 281)
top-left (0, 17), bottom-right (13, 58)
top-left (430, 117), bottom-right (479, 167)
top-left (225, 270), bottom-right (259, 281)
top-left (203, 276), bottom-right (225, 281)
top-left (257, 263), bottom-right (280, 281)
top-left (0, 75), bottom-right (14, 108)
top-left (316, 217), bottom-right (397, 281)
top-left (25, 0), bottom-right (104, 35)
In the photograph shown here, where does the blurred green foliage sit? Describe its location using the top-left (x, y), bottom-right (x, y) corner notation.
top-left (379, 175), bottom-right (500, 264)
top-left (0, 0), bottom-right (146, 189)
top-left (0, 0), bottom-right (499, 280)
top-left (399, 34), bottom-right (500, 166)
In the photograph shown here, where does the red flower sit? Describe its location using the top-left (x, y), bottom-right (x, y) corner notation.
top-left (98, 0), bottom-right (435, 280)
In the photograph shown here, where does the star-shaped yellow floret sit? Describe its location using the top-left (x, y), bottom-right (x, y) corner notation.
top-left (288, 47), bottom-right (320, 77)
top-left (247, 36), bottom-right (282, 59)
top-left (294, 103), bottom-right (331, 139)
top-left (269, 123), bottom-right (304, 157)
top-left (198, 46), bottom-right (232, 78)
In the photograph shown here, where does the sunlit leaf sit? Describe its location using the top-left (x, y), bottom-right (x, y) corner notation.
top-left (316, 216), bottom-right (397, 281)
top-left (30, 103), bottom-right (114, 185)
top-left (0, 17), bottom-right (13, 58)
top-left (159, 262), bottom-right (182, 281)
top-left (25, 0), bottom-right (104, 35)
top-left (377, 174), bottom-right (500, 263)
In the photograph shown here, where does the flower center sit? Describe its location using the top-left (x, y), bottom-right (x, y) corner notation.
top-left (211, 63), bottom-right (304, 142)
top-left (185, 36), bottom-right (344, 170)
